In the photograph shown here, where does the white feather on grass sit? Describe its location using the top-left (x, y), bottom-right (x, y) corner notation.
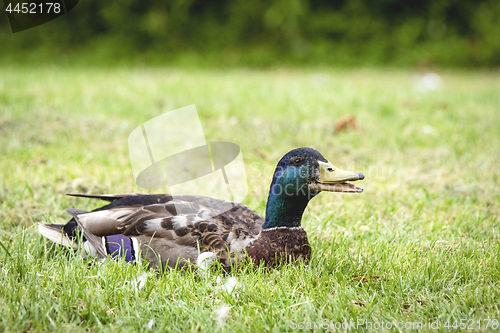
top-left (416, 72), bottom-right (442, 91)
top-left (196, 251), bottom-right (240, 298)
top-left (196, 252), bottom-right (216, 275)
top-left (130, 272), bottom-right (148, 290)
top-left (147, 319), bottom-right (154, 331)
top-left (213, 304), bottom-right (231, 324)
top-left (216, 276), bottom-right (238, 294)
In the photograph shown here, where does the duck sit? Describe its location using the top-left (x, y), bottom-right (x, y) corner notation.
top-left (38, 147), bottom-right (364, 271)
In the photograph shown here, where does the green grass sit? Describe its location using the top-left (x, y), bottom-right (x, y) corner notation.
top-left (0, 66), bottom-right (499, 332)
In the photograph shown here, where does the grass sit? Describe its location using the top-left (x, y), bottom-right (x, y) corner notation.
top-left (0, 66), bottom-right (499, 332)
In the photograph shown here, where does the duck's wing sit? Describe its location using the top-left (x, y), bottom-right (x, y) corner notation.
top-left (69, 194), bottom-right (264, 250)
top-left (65, 194), bottom-right (264, 269)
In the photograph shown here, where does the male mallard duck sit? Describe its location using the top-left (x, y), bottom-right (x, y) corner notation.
top-left (39, 148), bottom-right (364, 271)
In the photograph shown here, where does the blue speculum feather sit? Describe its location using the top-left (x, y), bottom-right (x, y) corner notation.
top-left (105, 234), bottom-right (136, 262)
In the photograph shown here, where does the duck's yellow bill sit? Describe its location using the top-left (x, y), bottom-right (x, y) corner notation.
top-left (316, 161), bottom-right (364, 193)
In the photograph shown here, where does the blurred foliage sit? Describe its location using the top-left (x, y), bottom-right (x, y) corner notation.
top-left (1, 0), bottom-right (500, 67)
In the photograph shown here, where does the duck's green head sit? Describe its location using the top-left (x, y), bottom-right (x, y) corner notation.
top-left (262, 147), bottom-right (364, 229)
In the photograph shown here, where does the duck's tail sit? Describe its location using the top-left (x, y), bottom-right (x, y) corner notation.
top-left (38, 211), bottom-right (141, 264)
top-left (38, 223), bottom-right (79, 249)
top-left (38, 209), bottom-right (108, 260)
top-left (38, 222), bottom-right (107, 261)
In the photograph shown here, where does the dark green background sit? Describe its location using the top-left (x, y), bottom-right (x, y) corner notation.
top-left (1, 0), bottom-right (500, 67)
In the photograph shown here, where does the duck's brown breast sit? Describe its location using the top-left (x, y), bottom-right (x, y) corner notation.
top-left (244, 227), bottom-right (311, 267)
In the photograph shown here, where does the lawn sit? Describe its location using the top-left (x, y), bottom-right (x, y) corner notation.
top-left (0, 66), bottom-right (499, 332)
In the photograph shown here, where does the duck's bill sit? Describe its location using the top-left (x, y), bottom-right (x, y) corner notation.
top-left (316, 182), bottom-right (364, 193)
top-left (316, 161), bottom-right (364, 193)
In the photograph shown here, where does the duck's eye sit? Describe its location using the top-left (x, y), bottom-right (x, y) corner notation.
top-left (327, 167), bottom-right (334, 172)
top-left (291, 157), bottom-right (304, 166)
